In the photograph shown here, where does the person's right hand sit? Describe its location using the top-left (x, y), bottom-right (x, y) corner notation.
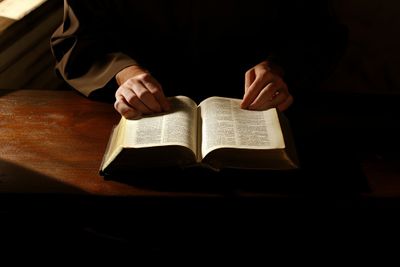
top-left (114, 65), bottom-right (170, 119)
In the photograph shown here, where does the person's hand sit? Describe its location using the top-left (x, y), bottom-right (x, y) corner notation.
top-left (241, 61), bottom-right (293, 111)
top-left (114, 65), bottom-right (170, 119)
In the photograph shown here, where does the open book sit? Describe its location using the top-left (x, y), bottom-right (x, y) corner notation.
top-left (100, 96), bottom-right (298, 175)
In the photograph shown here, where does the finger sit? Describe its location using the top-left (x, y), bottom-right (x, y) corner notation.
top-left (120, 86), bottom-right (153, 114)
top-left (133, 82), bottom-right (162, 113)
top-left (241, 71), bottom-right (274, 109)
top-left (277, 94), bottom-right (294, 111)
top-left (245, 68), bottom-right (256, 92)
top-left (114, 96), bottom-right (142, 119)
top-left (141, 75), bottom-right (171, 111)
top-left (248, 86), bottom-right (285, 110)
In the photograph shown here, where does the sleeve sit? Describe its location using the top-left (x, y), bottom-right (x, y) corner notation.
top-left (271, 0), bottom-right (348, 92)
top-left (50, 0), bottom-right (137, 97)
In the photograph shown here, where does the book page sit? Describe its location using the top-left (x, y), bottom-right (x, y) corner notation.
top-left (123, 96), bottom-right (198, 153)
top-left (199, 97), bottom-right (285, 158)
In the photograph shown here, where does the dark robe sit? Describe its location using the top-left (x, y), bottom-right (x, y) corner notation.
top-left (51, 0), bottom-right (346, 102)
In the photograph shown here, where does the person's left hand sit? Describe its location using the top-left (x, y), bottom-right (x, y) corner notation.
top-left (241, 60), bottom-right (293, 111)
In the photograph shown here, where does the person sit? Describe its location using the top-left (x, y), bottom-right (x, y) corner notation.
top-left (51, 0), bottom-right (346, 119)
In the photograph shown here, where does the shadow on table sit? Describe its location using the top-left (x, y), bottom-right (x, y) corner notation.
top-left (103, 159), bottom-right (369, 197)
top-left (0, 159), bottom-right (86, 195)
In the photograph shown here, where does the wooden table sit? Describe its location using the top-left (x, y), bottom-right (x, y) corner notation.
top-left (1, 89), bottom-right (400, 253)
top-left (1, 89), bottom-right (400, 200)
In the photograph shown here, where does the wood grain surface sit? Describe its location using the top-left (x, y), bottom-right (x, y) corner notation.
top-left (0, 90), bottom-right (221, 196)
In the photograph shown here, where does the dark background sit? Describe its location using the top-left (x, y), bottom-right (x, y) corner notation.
top-left (1, 0), bottom-right (400, 95)
top-left (321, 0), bottom-right (400, 94)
